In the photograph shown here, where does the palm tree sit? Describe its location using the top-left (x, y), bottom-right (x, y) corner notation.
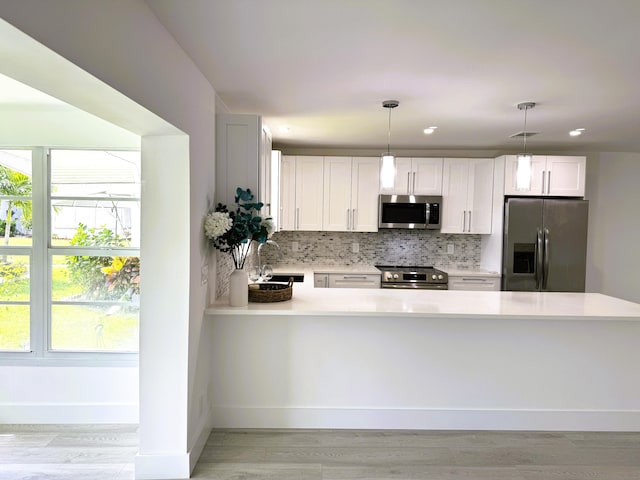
top-left (0, 166), bottom-right (32, 251)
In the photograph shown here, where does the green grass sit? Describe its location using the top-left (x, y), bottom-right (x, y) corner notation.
top-left (0, 237), bottom-right (139, 352)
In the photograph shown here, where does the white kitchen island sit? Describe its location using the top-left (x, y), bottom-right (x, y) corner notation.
top-left (206, 284), bottom-right (640, 432)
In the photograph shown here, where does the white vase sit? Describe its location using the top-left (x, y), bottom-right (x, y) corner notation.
top-left (229, 268), bottom-right (249, 307)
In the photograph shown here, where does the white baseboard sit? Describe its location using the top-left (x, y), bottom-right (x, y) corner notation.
top-left (211, 406), bottom-right (640, 432)
top-left (0, 403), bottom-right (138, 424)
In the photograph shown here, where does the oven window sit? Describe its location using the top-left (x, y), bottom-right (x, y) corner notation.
top-left (381, 203), bottom-right (427, 224)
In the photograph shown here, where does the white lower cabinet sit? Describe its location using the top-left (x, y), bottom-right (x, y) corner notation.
top-left (314, 273), bottom-right (381, 288)
top-left (314, 273), bottom-right (329, 288)
top-left (448, 275), bottom-right (501, 291)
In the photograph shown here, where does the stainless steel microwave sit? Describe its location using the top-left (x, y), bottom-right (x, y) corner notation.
top-left (378, 194), bottom-right (442, 229)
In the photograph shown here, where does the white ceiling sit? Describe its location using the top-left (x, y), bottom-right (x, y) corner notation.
top-left (146, 0), bottom-right (640, 154)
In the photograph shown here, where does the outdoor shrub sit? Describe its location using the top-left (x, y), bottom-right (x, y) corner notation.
top-left (0, 219), bottom-right (18, 237)
top-left (66, 224), bottom-right (139, 300)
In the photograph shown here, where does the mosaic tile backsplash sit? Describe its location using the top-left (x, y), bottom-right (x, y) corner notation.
top-left (216, 230), bottom-right (481, 298)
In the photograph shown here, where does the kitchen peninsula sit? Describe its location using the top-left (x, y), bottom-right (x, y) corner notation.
top-left (206, 283), bottom-right (640, 433)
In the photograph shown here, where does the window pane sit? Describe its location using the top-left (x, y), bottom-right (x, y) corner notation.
top-left (51, 304), bottom-right (138, 352)
top-left (0, 255), bottom-right (30, 301)
top-left (0, 150), bottom-right (32, 246)
top-left (52, 255), bottom-right (139, 302)
top-left (0, 305), bottom-right (30, 352)
top-left (50, 150), bottom-right (140, 249)
top-left (51, 200), bottom-right (139, 248)
top-left (50, 150), bottom-right (140, 198)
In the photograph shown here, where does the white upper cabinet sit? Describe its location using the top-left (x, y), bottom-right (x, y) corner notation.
top-left (215, 114), bottom-right (272, 208)
top-left (280, 155), bottom-right (324, 231)
top-left (380, 157), bottom-right (443, 195)
top-left (441, 158), bottom-right (494, 234)
top-left (323, 156), bottom-right (353, 231)
top-left (323, 156), bottom-right (379, 232)
top-left (350, 157), bottom-right (380, 231)
top-left (504, 155), bottom-right (586, 197)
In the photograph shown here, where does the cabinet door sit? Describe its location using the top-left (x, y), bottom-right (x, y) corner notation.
top-left (380, 157), bottom-right (412, 194)
top-left (259, 126), bottom-right (272, 216)
top-left (314, 273), bottom-right (329, 288)
top-left (215, 113), bottom-right (261, 208)
top-left (323, 156), bottom-right (352, 231)
top-left (546, 156), bottom-right (586, 197)
top-left (328, 274), bottom-right (381, 289)
top-left (448, 276), bottom-right (501, 291)
top-left (441, 158), bottom-right (470, 233)
top-left (351, 157), bottom-right (380, 232)
top-left (295, 156), bottom-right (324, 231)
top-left (412, 158), bottom-right (443, 195)
top-left (279, 156), bottom-right (296, 231)
top-left (468, 158), bottom-right (494, 234)
top-left (504, 155), bottom-right (546, 195)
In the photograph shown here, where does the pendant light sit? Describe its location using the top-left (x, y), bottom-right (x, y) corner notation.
top-left (516, 101), bottom-right (536, 191)
top-left (380, 100), bottom-right (399, 189)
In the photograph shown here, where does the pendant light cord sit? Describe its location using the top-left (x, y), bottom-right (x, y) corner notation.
top-left (523, 106), bottom-right (528, 153)
top-left (387, 106), bottom-right (392, 155)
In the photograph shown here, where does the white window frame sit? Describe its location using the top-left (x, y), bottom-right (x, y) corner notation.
top-left (0, 147), bottom-right (139, 366)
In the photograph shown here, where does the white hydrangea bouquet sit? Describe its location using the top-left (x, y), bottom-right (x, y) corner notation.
top-left (204, 187), bottom-right (274, 269)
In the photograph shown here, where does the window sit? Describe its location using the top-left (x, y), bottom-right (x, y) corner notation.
top-left (0, 148), bottom-right (140, 361)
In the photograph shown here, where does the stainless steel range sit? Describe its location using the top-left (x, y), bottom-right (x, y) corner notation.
top-left (376, 265), bottom-right (448, 290)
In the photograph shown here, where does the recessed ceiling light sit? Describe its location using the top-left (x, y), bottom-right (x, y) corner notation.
top-left (569, 128), bottom-right (585, 136)
top-left (423, 126), bottom-right (438, 135)
top-left (279, 125), bottom-right (291, 133)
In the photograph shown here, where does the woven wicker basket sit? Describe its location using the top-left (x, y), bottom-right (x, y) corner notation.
top-left (248, 277), bottom-right (294, 303)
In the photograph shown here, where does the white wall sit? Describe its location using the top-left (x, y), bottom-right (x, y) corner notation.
top-left (0, 2), bottom-right (217, 478)
top-left (585, 153), bottom-right (640, 303)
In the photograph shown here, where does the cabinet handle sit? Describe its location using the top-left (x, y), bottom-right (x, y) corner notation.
top-left (407, 172), bottom-right (411, 193)
top-left (547, 171), bottom-right (552, 194)
top-left (352, 209), bottom-right (357, 230)
top-left (346, 209), bottom-right (350, 230)
top-left (461, 278), bottom-right (488, 282)
top-left (343, 275), bottom-right (368, 279)
top-left (541, 171), bottom-right (546, 194)
top-left (296, 207), bottom-right (300, 230)
top-left (412, 172), bottom-right (416, 193)
top-left (462, 211), bottom-right (467, 232)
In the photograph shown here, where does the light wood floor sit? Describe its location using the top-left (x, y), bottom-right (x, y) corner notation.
top-left (1, 425), bottom-right (640, 479)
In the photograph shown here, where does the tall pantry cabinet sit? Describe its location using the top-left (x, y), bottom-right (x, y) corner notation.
top-left (215, 114), bottom-right (273, 211)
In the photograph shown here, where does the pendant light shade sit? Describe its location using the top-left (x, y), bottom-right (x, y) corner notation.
top-left (380, 100), bottom-right (399, 189)
top-left (516, 102), bottom-right (536, 191)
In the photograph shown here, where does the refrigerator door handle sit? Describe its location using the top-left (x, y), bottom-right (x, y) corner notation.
top-left (542, 228), bottom-right (550, 290)
top-left (535, 228), bottom-right (543, 290)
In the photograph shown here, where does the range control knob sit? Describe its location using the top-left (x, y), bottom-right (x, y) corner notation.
top-left (393, 273), bottom-right (399, 279)
top-left (438, 274), bottom-right (444, 280)
top-left (431, 274), bottom-right (437, 280)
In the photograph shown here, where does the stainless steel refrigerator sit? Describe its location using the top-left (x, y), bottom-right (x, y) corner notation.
top-left (502, 198), bottom-right (589, 292)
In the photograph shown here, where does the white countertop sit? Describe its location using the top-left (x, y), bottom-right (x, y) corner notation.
top-left (208, 284), bottom-right (640, 320)
top-left (208, 264), bottom-right (639, 320)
